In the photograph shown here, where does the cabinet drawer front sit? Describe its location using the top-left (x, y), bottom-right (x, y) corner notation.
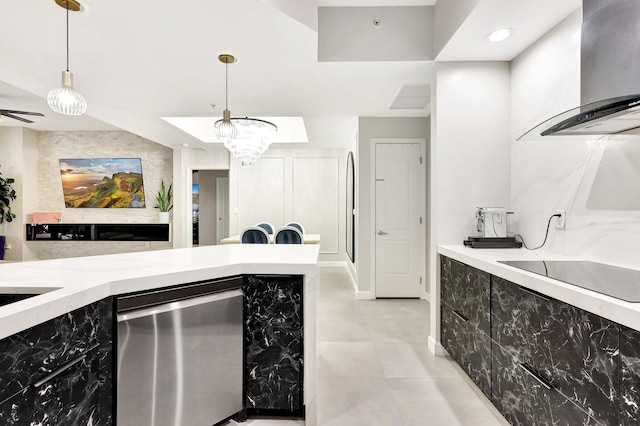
top-left (492, 275), bottom-right (619, 425)
top-left (0, 299), bottom-right (108, 406)
top-left (440, 256), bottom-right (490, 334)
top-left (441, 306), bottom-right (491, 398)
top-left (0, 347), bottom-right (100, 426)
top-left (621, 326), bottom-right (640, 425)
top-left (492, 342), bottom-right (599, 426)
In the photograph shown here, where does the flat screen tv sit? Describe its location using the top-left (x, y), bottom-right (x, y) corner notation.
top-left (59, 158), bottom-right (145, 208)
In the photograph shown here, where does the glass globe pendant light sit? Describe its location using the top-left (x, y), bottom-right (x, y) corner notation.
top-left (47, 0), bottom-right (87, 116)
top-left (214, 54), bottom-right (237, 143)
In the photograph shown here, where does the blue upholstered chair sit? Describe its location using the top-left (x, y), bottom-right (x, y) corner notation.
top-left (241, 226), bottom-right (270, 244)
top-left (256, 222), bottom-right (275, 235)
top-left (274, 226), bottom-right (303, 244)
top-left (285, 222), bottom-right (305, 234)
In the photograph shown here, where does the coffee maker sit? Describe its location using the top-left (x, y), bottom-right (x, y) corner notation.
top-left (463, 207), bottom-right (521, 248)
top-left (476, 207), bottom-right (506, 238)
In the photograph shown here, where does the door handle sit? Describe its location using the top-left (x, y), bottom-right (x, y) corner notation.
top-left (377, 230), bottom-right (388, 236)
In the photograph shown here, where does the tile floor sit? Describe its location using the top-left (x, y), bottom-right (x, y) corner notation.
top-left (232, 267), bottom-right (509, 426)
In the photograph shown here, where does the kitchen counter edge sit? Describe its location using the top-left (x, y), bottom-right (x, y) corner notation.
top-left (438, 245), bottom-right (640, 332)
top-left (0, 244), bottom-right (320, 340)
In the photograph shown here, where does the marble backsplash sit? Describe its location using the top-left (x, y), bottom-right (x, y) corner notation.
top-left (512, 134), bottom-right (640, 269)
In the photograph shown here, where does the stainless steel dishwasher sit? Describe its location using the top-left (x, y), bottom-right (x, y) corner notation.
top-left (116, 276), bottom-right (243, 426)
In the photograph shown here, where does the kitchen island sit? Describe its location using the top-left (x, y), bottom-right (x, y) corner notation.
top-left (437, 245), bottom-right (640, 425)
top-left (0, 244), bottom-right (319, 425)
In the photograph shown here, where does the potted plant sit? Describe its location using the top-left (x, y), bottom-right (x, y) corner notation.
top-left (154, 180), bottom-right (172, 223)
top-left (0, 166), bottom-right (17, 260)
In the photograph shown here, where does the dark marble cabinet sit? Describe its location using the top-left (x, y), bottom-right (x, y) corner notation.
top-left (0, 297), bottom-right (113, 425)
top-left (441, 256), bottom-right (490, 334)
top-left (440, 257), bottom-right (491, 397)
top-left (243, 275), bottom-right (304, 416)
top-left (441, 306), bottom-right (491, 397)
top-left (440, 255), bottom-right (632, 426)
top-left (620, 326), bottom-right (640, 425)
top-left (492, 341), bottom-right (599, 426)
top-left (492, 275), bottom-right (619, 425)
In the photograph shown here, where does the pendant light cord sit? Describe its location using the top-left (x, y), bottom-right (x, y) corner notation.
top-left (225, 57), bottom-right (229, 109)
top-left (66, 1), bottom-right (70, 72)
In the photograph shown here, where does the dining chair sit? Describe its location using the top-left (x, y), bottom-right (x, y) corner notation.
top-left (285, 222), bottom-right (305, 234)
top-left (274, 226), bottom-right (303, 244)
top-left (256, 222), bottom-right (275, 235)
top-left (241, 226), bottom-right (270, 244)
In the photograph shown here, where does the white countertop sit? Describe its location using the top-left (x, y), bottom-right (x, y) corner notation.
top-left (0, 244), bottom-right (320, 340)
top-left (438, 245), bottom-right (640, 332)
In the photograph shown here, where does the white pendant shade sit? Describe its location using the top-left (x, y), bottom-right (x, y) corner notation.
top-left (48, 70), bottom-right (87, 116)
top-left (215, 109), bottom-right (237, 143)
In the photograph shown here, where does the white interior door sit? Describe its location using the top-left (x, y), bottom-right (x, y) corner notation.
top-left (375, 143), bottom-right (423, 298)
top-left (216, 177), bottom-right (229, 244)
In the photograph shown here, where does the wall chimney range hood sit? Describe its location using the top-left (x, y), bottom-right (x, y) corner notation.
top-left (519, 0), bottom-right (640, 140)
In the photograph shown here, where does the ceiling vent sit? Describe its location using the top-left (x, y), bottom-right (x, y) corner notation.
top-left (388, 84), bottom-right (430, 110)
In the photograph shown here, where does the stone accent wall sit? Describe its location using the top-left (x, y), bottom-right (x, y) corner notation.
top-left (36, 131), bottom-right (173, 259)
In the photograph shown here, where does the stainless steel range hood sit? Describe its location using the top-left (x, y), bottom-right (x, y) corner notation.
top-left (519, 0), bottom-right (640, 140)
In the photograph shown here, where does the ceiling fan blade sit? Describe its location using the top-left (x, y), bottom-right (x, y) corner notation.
top-left (0, 109), bottom-right (44, 116)
top-left (2, 112), bottom-right (35, 123)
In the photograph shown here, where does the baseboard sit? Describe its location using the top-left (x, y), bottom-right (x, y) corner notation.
top-left (317, 261), bottom-right (347, 268)
top-left (356, 291), bottom-right (373, 300)
top-left (428, 335), bottom-right (447, 357)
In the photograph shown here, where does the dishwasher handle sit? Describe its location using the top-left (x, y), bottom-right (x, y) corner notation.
top-left (117, 289), bottom-right (243, 323)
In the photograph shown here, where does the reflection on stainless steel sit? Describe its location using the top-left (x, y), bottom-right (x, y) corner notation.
top-left (117, 281), bottom-right (243, 426)
top-left (500, 260), bottom-right (640, 302)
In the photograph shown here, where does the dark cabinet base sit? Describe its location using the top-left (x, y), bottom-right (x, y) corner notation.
top-left (441, 306), bottom-right (491, 398)
top-left (492, 342), bottom-right (599, 426)
top-left (0, 298), bottom-right (113, 425)
top-left (244, 275), bottom-right (304, 415)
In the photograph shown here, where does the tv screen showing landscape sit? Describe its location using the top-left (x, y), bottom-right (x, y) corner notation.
top-left (59, 158), bottom-right (146, 208)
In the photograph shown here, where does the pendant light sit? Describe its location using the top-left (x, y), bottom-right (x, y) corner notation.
top-left (215, 54), bottom-right (238, 143)
top-left (214, 54), bottom-right (277, 166)
top-left (47, 0), bottom-right (87, 116)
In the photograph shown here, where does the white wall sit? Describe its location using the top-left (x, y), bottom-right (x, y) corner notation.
top-left (318, 6), bottom-right (434, 61)
top-left (357, 117), bottom-right (430, 295)
top-left (511, 10), bottom-right (640, 269)
top-left (433, 0), bottom-right (479, 57)
top-left (228, 148), bottom-right (346, 262)
top-left (198, 169), bottom-right (229, 245)
top-left (429, 62), bottom-right (511, 352)
top-left (0, 127), bottom-right (38, 261)
top-left (172, 147), bottom-right (230, 249)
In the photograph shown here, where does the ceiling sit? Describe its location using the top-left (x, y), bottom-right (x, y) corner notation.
top-left (0, 0), bottom-right (580, 150)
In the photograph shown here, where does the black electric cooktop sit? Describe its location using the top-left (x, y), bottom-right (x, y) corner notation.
top-left (499, 260), bottom-right (640, 303)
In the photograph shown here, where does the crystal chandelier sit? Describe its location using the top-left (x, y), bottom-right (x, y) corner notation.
top-left (214, 54), bottom-right (277, 166)
top-left (48, 0), bottom-right (87, 116)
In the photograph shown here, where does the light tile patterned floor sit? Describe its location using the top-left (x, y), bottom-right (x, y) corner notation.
top-left (231, 267), bottom-right (509, 426)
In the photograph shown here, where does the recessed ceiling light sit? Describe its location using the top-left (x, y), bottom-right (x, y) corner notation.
top-left (486, 28), bottom-right (513, 43)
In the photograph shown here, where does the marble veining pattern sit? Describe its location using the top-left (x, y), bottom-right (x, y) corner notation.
top-left (0, 298), bottom-right (111, 424)
top-left (244, 275), bottom-right (304, 412)
top-left (492, 275), bottom-right (619, 425)
top-left (441, 305), bottom-right (491, 398)
top-left (440, 256), bottom-right (491, 335)
top-left (492, 341), bottom-right (599, 426)
top-left (621, 326), bottom-right (640, 425)
top-left (97, 297), bottom-right (113, 425)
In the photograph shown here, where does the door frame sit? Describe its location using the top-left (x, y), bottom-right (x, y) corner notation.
top-left (216, 177), bottom-right (230, 244)
top-left (370, 138), bottom-right (427, 299)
